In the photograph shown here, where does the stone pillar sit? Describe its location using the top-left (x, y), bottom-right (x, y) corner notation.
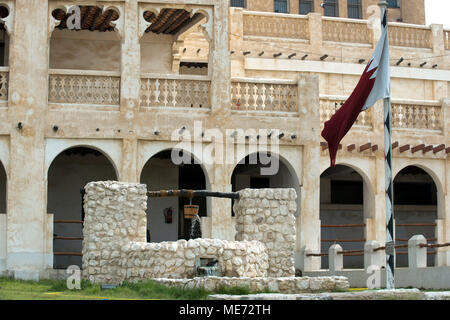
top-left (229, 7), bottom-right (245, 78)
top-left (408, 235), bottom-right (427, 269)
top-left (364, 240), bottom-right (383, 269)
top-left (297, 74), bottom-right (321, 271)
top-left (308, 13), bottom-right (322, 52)
top-left (234, 188), bottom-right (297, 277)
top-left (6, 0), bottom-right (49, 280)
top-left (329, 244), bottom-right (343, 273)
top-left (82, 181), bottom-right (147, 284)
top-left (119, 0), bottom-right (140, 183)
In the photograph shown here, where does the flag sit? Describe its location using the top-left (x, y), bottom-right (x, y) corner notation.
top-left (321, 7), bottom-right (390, 167)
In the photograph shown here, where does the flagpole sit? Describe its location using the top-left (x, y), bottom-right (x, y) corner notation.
top-left (378, 0), bottom-right (395, 290)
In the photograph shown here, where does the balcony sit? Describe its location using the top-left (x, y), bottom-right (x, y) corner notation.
top-left (139, 74), bottom-right (211, 110)
top-left (48, 69), bottom-right (121, 110)
top-left (231, 78), bottom-right (298, 115)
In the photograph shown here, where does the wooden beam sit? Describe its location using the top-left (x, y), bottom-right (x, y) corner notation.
top-left (372, 144), bottom-right (379, 152)
top-left (81, 6), bottom-right (93, 29)
top-left (399, 144), bottom-right (410, 153)
top-left (347, 144), bottom-right (356, 152)
top-left (446, 147), bottom-right (450, 154)
top-left (411, 144), bottom-right (425, 153)
top-left (392, 141), bottom-right (399, 149)
top-left (89, 7), bottom-right (102, 31)
top-left (166, 10), bottom-right (191, 34)
top-left (147, 189), bottom-right (240, 200)
top-left (321, 142), bottom-right (328, 151)
top-left (422, 145), bottom-right (434, 154)
top-left (98, 9), bottom-right (115, 32)
top-left (433, 144), bottom-right (445, 154)
top-left (359, 143), bottom-right (372, 152)
top-left (158, 9), bottom-right (186, 34)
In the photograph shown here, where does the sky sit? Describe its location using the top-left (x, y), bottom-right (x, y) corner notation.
top-left (425, 0), bottom-right (450, 28)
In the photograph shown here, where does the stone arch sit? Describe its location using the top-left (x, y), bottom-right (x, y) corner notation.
top-left (320, 163), bottom-right (374, 269)
top-left (393, 164), bottom-right (441, 267)
top-left (47, 146), bottom-right (118, 269)
top-left (140, 147), bottom-right (211, 242)
top-left (45, 139), bottom-right (121, 180)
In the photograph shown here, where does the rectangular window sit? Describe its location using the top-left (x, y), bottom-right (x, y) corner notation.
top-left (274, 0), bottom-right (289, 13)
top-left (387, 0), bottom-right (399, 8)
top-left (323, 0), bottom-right (338, 17)
top-left (230, 0), bottom-right (246, 8)
top-left (348, 0), bottom-right (362, 19)
top-left (299, 0), bottom-right (314, 15)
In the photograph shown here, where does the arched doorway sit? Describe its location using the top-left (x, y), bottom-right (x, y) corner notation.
top-left (140, 149), bottom-right (208, 242)
top-left (231, 152), bottom-right (300, 215)
top-left (394, 166), bottom-right (438, 267)
top-left (47, 147), bottom-right (118, 269)
top-left (320, 164), bottom-right (369, 269)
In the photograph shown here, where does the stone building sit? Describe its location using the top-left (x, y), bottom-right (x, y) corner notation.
top-left (0, 0), bottom-right (448, 280)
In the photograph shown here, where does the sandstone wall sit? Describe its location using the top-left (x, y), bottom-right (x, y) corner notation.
top-left (234, 188), bottom-right (297, 277)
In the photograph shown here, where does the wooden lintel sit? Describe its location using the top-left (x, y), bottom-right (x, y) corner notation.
top-left (411, 144), bottom-right (425, 153)
top-left (371, 144), bottom-right (379, 152)
top-left (320, 142), bottom-right (328, 151)
top-left (347, 144), bottom-right (356, 152)
top-left (399, 145), bottom-right (410, 153)
top-left (433, 144), bottom-right (445, 154)
top-left (392, 141), bottom-right (399, 149)
top-left (422, 145), bottom-right (434, 154)
top-left (359, 143), bottom-right (372, 152)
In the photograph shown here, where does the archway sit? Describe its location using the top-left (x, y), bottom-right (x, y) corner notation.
top-left (394, 165), bottom-right (438, 267)
top-left (47, 147), bottom-right (118, 269)
top-left (140, 149), bottom-right (208, 242)
top-left (231, 152), bottom-right (300, 215)
top-left (320, 164), bottom-right (370, 269)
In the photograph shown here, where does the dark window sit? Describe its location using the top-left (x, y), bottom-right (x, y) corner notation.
top-left (394, 182), bottom-right (437, 206)
top-left (299, 0), bottom-right (314, 14)
top-left (323, 0), bottom-right (338, 17)
top-left (250, 177), bottom-right (270, 189)
top-left (330, 180), bottom-right (363, 204)
top-left (387, 0), bottom-right (399, 8)
top-left (348, 0), bottom-right (362, 19)
top-left (230, 0), bottom-right (246, 8)
top-left (274, 0), bottom-right (289, 13)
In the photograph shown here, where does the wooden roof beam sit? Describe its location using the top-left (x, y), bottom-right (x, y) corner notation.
top-left (81, 6), bottom-right (93, 29)
top-left (98, 9), bottom-right (115, 32)
top-left (433, 144), bottom-right (445, 154)
top-left (392, 141), bottom-right (399, 149)
top-left (399, 144), bottom-right (410, 153)
top-left (371, 144), bottom-right (379, 152)
top-left (347, 144), bottom-right (356, 152)
top-left (158, 9), bottom-right (186, 34)
top-left (359, 143), bottom-right (372, 152)
top-left (89, 7), bottom-right (102, 31)
top-left (411, 144), bottom-right (425, 153)
top-left (422, 145), bottom-right (434, 154)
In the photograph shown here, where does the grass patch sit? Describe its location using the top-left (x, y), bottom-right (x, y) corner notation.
top-left (0, 277), bottom-right (272, 300)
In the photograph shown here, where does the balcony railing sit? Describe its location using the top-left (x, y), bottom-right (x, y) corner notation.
top-left (48, 69), bottom-right (120, 107)
top-left (243, 11), bottom-right (309, 41)
top-left (322, 17), bottom-right (372, 44)
top-left (392, 100), bottom-right (442, 131)
top-left (140, 74), bottom-right (211, 109)
top-left (388, 23), bottom-right (432, 49)
top-left (231, 78), bottom-right (298, 113)
top-left (0, 67), bottom-right (8, 104)
top-left (320, 96), bottom-right (373, 129)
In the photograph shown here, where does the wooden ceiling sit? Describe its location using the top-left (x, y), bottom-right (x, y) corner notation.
top-left (143, 8), bottom-right (200, 35)
top-left (51, 6), bottom-right (200, 34)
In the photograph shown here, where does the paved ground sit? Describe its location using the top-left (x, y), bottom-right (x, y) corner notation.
top-left (208, 289), bottom-right (450, 300)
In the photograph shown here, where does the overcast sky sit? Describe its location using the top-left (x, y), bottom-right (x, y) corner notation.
top-left (425, 0), bottom-right (450, 28)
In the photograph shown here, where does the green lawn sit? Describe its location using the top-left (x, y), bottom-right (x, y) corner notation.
top-left (0, 277), bottom-right (269, 300)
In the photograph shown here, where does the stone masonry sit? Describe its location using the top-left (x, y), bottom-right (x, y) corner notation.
top-left (82, 181), bottom-right (268, 284)
top-left (234, 188), bottom-right (297, 277)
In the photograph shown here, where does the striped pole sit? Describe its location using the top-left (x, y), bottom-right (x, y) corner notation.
top-left (379, 1), bottom-right (395, 289)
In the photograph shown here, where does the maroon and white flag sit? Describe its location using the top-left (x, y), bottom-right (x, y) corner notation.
top-left (321, 8), bottom-right (390, 167)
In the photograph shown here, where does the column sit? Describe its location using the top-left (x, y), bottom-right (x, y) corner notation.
top-left (120, 0), bottom-right (140, 183)
top-left (6, 0), bottom-right (49, 279)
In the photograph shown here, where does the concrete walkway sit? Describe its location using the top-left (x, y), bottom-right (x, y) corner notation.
top-left (208, 289), bottom-right (450, 300)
